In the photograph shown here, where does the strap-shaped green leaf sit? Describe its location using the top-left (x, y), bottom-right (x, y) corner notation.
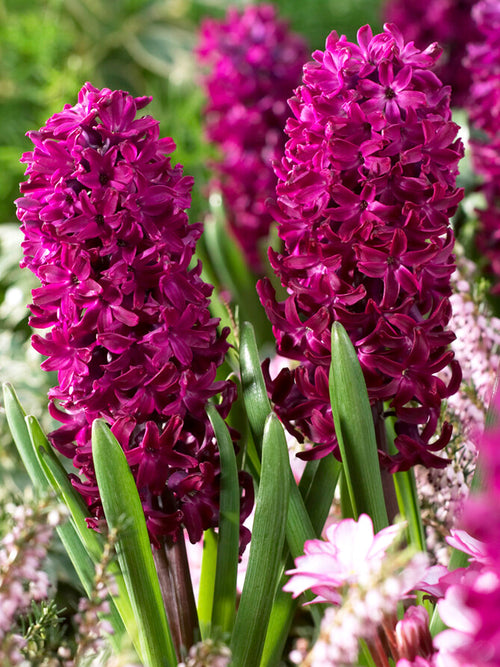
top-left (238, 323), bottom-right (340, 664)
top-left (260, 456), bottom-right (339, 667)
top-left (198, 528), bottom-right (218, 640)
top-left (3, 384), bottom-right (138, 655)
top-left (27, 417), bottom-right (135, 648)
top-left (26, 416), bottom-right (104, 562)
top-left (329, 322), bottom-right (388, 532)
top-left (384, 413), bottom-right (425, 551)
top-left (2, 384), bottom-right (97, 596)
top-left (393, 468), bottom-right (426, 550)
top-left (230, 413), bottom-right (289, 667)
top-left (207, 404), bottom-right (240, 637)
top-left (239, 315), bottom-right (292, 513)
top-left (239, 320), bottom-right (272, 455)
top-left (3, 382), bottom-right (47, 489)
top-left (92, 418), bottom-right (177, 667)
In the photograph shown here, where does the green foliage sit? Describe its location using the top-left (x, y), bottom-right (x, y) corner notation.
top-left (274, 0), bottom-right (383, 48)
top-left (206, 405), bottom-right (240, 638)
top-left (230, 413), bottom-right (290, 667)
top-left (18, 600), bottom-right (68, 666)
top-left (329, 322), bottom-right (389, 532)
top-left (92, 419), bottom-right (177, 666)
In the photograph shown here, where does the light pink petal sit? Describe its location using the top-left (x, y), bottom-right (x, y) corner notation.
top-left (367, 521), bottom-right (402, 560)
top-left (437, 585), bottom-right (482, 635)
top-left (446, 529), bottom-right (490, 565)
top-left (414, 564), bottom-right (450, 598)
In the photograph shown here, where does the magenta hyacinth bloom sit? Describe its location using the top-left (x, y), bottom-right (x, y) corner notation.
top-left (196, 4), bottom-right (308, 271)
top-left (258, 24), bottom-right (464, 472)
top-left (464, 0), bottom-right (500, 137)
top-left (464, 0), bottom-right (500, 294)
top-left (382, 0), bottom-right (480, 107)
top-left (16, 83), bottom-right (253, 548)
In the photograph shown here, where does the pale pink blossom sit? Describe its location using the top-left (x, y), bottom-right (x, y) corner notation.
top-left (285, 515), bottom-right (432, 666)
top-left (446, 529), bottom-right (490, 566)
top-left (395, 606), bottom-right (434, 663)
top-left (283, 514), bottom-right (401, 604)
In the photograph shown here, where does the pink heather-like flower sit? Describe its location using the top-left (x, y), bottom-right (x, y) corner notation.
top-left (286, 516), bottom-right (430, 666)
top-left (0, 497), bottom-right (65, 661)
top-left (417, 259), bottom-right (498, 565)
top-left (428, 387), bottom-right (500, 665)
top-left (382, 0), bottom-right (480, 107)
top-left (283, 514), bottom-right (401, 603)
top-left (16, 83), bottom-right (253, 549)
top-left (196, 4), bottom-right (308, 271)
top-left (258, 24), bottom-right (463, 472)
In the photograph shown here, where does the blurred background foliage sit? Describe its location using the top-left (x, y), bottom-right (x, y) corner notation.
top-left (0, 0), bottom-right (384, 226)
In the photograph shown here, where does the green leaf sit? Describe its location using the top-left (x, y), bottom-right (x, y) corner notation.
top-left (92, 419), bottom-right (177, 667)
top-left (26, 416), bottom-right (104, 563)
top-left (230, 413), bottom-right (289, 667)
top-left (303, 455), bottom-right (342, 537)
top-left (329, 322), bottom-right (388, 532)
top-left (393, 468), bottom-right (426, 551)
top-left (2, 384), bottom-right (132, 655)
top-left (258, 577), bottom-right (294, 667)
top-left (28, 418), bottom-right (135, 649)
top-left (2, 384), bottom-right (97, 599)
top-left (384, 413), bottom-right (425, 551)
top-left (260, 445), bottom-right (339, 667)
top-left (239, 320), bottom-right (272, 454)
top-left (3, 382), bottom-right (47, 489)
top-left (197, 529), bottom-right (217, 640)
top-left (238, 324), bottom-right (342, 664)
top-left (207, 404), bottom-right (240, 637)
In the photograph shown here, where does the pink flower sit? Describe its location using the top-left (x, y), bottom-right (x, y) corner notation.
top-left (283, 514), bottom-right (401, 604)
top-left (428, 387), bottom-right (500, 665)
top-left (288, 514), bottom-right (430, 666)
top-left (16, 83), bottom-right (254, 549)
top-left (446, 529), bottom-right (490, 567)
top-left (382, 0), bottom-right (479, 106)
top-left (396, 606), bottom-right (435, 664)
top-left (197, 4), bottom-right (308, 271)
top-left (258, 23), bottom-right (463, 473)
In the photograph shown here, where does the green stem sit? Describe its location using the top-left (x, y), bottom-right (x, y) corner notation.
top-left (371, 401), bottom-right (399, 523)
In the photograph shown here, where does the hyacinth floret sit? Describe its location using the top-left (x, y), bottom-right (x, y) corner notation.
top-left (197, 4), bottom-right (308, 271)
top-left (258, 24), bottom-right (463, 472)
top-left (382, 0), bottom-right (480, 107)
top-left (16, 83), bottom-right (253, 548)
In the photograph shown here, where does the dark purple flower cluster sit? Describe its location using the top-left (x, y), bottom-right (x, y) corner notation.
top-left (196, 4), bottom-right (308, 272)
top-left (464, 0), bottom-right (500, 292)
top-left (382, 0), bottom-right (480, 107)
top-left (16, 83), bottom-right (253, 548)
top-left (465, 0), bottom-right (500, 136)
top-left (258, 25), bottom-right (464, 472)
